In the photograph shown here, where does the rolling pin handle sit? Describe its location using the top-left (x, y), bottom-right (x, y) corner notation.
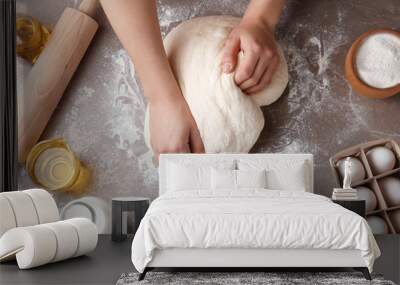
top-left (78, 0), bottom-right (98, 18)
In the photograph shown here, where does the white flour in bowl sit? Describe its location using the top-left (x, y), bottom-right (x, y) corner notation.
top-left (355, 32), bottom-right (400, 89)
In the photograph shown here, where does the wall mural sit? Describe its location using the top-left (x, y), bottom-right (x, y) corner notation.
top-left (16, 0), bottom-right (400, 214)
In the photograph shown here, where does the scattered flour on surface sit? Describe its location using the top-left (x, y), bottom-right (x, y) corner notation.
top-left (263, 23), bottom-right (352, 159)
top-left (106, 49), bottom-right (156, 183)
top-left (157, 0), bottom-right (248, 35)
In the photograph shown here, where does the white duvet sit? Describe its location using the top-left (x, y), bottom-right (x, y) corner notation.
top-left (131, 190), bottom-right (380, 273)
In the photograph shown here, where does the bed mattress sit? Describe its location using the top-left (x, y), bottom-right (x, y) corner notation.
top-left (131, 190), bottom-right (380, 272)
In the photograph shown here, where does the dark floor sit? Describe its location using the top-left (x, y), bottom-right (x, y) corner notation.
top-left (0, 235), bottom-right (134, 285)
top-left (1, 235), bottom-right (398, 285)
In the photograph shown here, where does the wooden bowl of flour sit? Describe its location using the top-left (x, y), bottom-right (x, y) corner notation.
top-left (345, 28), bottom-right (400, 99)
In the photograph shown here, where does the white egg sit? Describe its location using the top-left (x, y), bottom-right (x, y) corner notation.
top-left (337, 157), bottom-right (366, 183)
top-left (379, 176), bottom-right (400, 207)
top-left (356, 186), bottom-right (377, 212)
top-left (366, 147), bottom-right (396, 175)
top-left (389, 210), bottom-right (400, 232)
top-left (367, 215), bottom-right (388, 234)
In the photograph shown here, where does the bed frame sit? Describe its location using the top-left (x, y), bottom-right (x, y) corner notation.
top-left (139, 154), bottom-right (371, 281)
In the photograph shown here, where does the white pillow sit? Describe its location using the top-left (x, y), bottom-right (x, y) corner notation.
top-left (238, 158), bottom-right (309, 191)
top-left (166, 158), bottom-right (236, 192)
top-left (211, 168), bottom-right (236, 190)
top-left (268, 169), bottom-right (307, 191)
top-left (236, 169), bottom-right (267, 188)
top-left (167, 162), bottom-right (210, 191)
top-left (211, 169), bottom-right (267, 190)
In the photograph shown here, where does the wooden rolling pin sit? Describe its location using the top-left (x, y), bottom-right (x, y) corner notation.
top-left (18, 0), bottom-right (99, 162)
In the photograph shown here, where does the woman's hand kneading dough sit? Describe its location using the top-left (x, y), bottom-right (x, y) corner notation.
top-left (221, 0), bottom-right (286, 94)
top-left (101, 0), bottom-right (285, 160)
top-left (148, 92), bottom-right (204, 159)
top-left (101, 0), bottom-right (204, 162)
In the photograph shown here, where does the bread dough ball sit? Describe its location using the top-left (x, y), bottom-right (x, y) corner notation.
top-left (144, 16), bottom-right (288, 153)
top-left (366, 146), bottom-right (396, 175)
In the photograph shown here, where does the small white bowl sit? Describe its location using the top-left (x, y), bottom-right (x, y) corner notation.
top-left (61, 196), bottom-right (111, 234)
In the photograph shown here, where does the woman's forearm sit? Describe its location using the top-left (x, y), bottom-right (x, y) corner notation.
top-left (242, 0), bottom-right (286, 31)
top-left (100, 0), bottom-right (179, 101)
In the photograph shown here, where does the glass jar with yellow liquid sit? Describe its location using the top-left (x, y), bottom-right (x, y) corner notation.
top-left (16, 15), bottom-right (51, 64)
top-left (26, 139), bottom-right (90, 194)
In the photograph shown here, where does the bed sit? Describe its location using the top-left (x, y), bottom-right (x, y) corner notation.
top-left (131, 154), bottom-right (380, 281)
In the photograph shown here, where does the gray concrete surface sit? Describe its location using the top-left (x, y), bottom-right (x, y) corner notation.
top-left (16, 0), bottom-right (400, 205)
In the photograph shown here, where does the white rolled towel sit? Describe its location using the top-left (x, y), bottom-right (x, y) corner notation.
top-left (0, 225), bottom-right (57, 268)
top-left (23, 189), bottom-right (59, 224)
top-left (0, 196), bottom-right (17, 237)
top-left (42, 221), bottom-right (79, 262)
top-left (64, 218), bottom-right (98, 257)
top-left (0, 189), bottom-right (59, 238)
top-left (1, 191), bottom-right (39, 227)
top-left (0, 218), bottom-right (98, 269)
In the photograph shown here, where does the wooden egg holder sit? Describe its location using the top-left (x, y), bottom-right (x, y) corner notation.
top-left (329, 139), bottom-right (400, 234)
